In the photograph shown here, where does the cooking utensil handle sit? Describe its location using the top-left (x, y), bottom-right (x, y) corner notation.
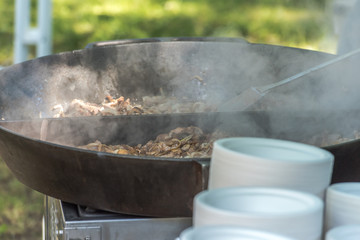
top-left (255, 48), bottom-right (360, 94)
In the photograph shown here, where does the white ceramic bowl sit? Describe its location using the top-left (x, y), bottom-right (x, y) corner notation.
top-left (177, 226), bottom-right (295, 240)
top-left (326, 224), bottom-right (360, 240)
top-left (193, 187), bottom-right (324, 240)
top-left (325, 182), bottom-right (360, 230)
top-left (208, 137), bottom-right (334, 199)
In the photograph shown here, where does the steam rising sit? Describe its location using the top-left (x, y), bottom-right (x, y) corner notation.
top-left (1, 37), bottom-right (360, 149)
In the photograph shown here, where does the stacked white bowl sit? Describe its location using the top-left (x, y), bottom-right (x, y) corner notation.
top-left (208, 137), bottom-right (334, 199)
top-left (177, 225), bottom-right (294, 240)
top-left (326, 225), bottom-right (360, 240)
top-left (193, 187), bottom-right (323, 240)
top-left (325, 182), bottom-right (360, 230)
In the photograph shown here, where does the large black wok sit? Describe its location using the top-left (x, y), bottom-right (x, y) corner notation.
top-left (1, 38), bottom-right (360, 217)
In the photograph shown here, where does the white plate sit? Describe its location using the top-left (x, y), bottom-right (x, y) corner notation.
top-left (193, 187), bottom-right (323, 240)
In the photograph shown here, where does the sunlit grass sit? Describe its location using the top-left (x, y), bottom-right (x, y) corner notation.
top-left (0, 0), bottom-right (333, 66)
top-left (49, 0), bottom-right (332, 55)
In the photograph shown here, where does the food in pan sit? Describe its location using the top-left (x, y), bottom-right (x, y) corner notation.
top-left (78, 127), bottom-right (360, 158)
top-left (78, 126), bottom-right (230, 158)
top-left (52, 95), bottom-right (215, 118)
top-left (306, 130), bottom-right (360, 147)
top-left (52, 97), bottom-right (360, 157)
top-left (53, 96), bottom-right (222, 158)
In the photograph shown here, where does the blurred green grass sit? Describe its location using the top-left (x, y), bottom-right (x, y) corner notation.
top-left (0, 0), bottom-right (333, 66)
top-left (0, 0), bottom-right (333, 239)
top-left (0, 160), bottom-right (43, 240)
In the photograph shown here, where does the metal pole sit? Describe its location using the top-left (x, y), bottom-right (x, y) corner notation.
top-left (37, 0), bottom-right (52, 57)
top-left (14, 0), bottom-right (31, 63)
top-left (14, 0), bottom-right (52, 64)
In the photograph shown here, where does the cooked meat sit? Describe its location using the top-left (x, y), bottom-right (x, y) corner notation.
top-left (306, 130), bottom-right (360, 147)
top-left (53, 96), bottom-right (360, 156)
top-left (52, 95), bottom-right (215, 118)
top-left (78, 126), bottom-right (231, 158)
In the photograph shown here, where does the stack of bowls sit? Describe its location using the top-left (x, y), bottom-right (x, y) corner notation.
top-left (208, 137), bottom-right (334, 199)
top-left (175, 137), bottom-right (337, 240)
top-left (325, 182), bottom-right (360, 230)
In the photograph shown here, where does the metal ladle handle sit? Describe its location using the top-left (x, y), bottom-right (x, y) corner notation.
top-left (254, 48), bottom-right (360, 95)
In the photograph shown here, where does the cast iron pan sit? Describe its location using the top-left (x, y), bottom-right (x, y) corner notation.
top-left (1, 38), bottom-right (360, 217)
